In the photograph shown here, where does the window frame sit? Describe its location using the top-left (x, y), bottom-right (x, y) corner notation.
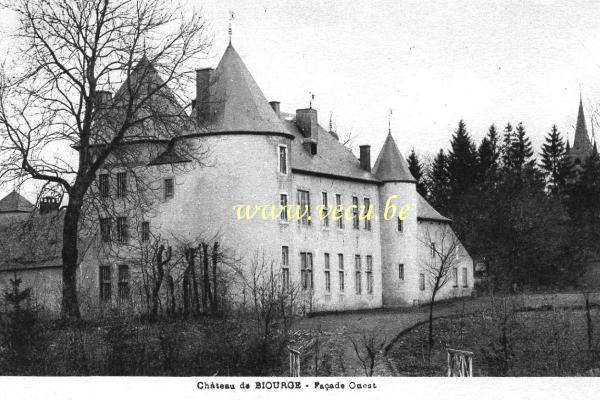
top-left (366, 255), bottom-right (373, 294)
top-left (116, 171), bottom-right (127, 198)
top-left (462, 267), bottom-right (468, 288)
top-left (419, 273), bottom-right (425, 291)
top-left (453, 267), bottom-right (458, 288)
top-left (338, 253), bottom-right (344, 292)
top-left (282, 246), bottom-right (290, 291)
top-left (322, 192), bottom-right (329, 227)
top-left (100, 217), bottom-right (112, 243)
top-left (355, 254), bottom-right (362, 295)
top-left (141, 221), bottom-right (150, 242)
top-left (99, 265), bottom-right (111, 303)
top-left (335, 194), bottom-right (344, 229)
top-left (164, 177), bottom-right (175, 200)
top-left (278, 144), bottom-right (288, 175)
top-left (398, 263), bottom-right (404, 280)
top-left (280, 193), bottom-right (289, 222)
top-left (116, 216), bottom-right (128, 244)
top-left (398, 217), bottom-right (403, 232)
top-left (364, 197), bottom-right (372, 231)
top-left (352, 196), bottom-right (360, 230)
top-left (300, 252), bottom-right (313, 290)
top-left (99, 173), bottom-right (109, 197)
top-left (118, 264), bottom-right (130, 303)
top-left (297, 189), bottom-right (311, 225)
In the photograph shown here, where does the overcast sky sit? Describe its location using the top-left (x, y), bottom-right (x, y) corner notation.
top-left (3, 0), bottom-right (600, 200)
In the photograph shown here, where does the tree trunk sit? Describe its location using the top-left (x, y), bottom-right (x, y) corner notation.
top-left (188, 249), bottom-right (200, 315)
top-left (151, 245), bottom-right (167, 316)
top-left (61, 200), bottom-right (82, 319)
top-left (211, 242), bottom-right (219, 314)
top-left (202, 243), bottom-right (213, 312)
top-left (167, 274), bottom-right (175, 315)
top-left (182, 268), bottom-right (190, 317)
top-left (428, 292), bottom-right (436, 363)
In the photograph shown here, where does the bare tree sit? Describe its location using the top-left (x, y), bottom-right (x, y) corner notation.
top-left (348, 327), bottom-right (387, 376)
top-left (419, 225), bottom-right (461, 360)
top-left (0, 0), bottom-right (212, 318)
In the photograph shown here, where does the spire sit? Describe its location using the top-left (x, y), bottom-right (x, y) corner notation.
top-left (372, 131), bottom-right (416, 182)
top-left (573, 95), bottom-right (593, 152)
top-left (228, 11), bottom-right (234, 44)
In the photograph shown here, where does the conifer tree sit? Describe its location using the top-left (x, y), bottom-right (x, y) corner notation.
top-left (511, 122), bottom-right (536, 173)
top-left (539, 125), bottom-right (566, 193)
top-left (478, 124), bottom-right (500, 185)
top-left (501, 123), bottom-right (514, 171)
top-left (447, 120), bottom-right (478, 202)
top-left (407, 148), bottom-right (427, 197)
top-left (427, 149), bottom-right (450, 214)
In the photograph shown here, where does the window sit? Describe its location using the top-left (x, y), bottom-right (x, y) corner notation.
top-left (338, 254), bottom-right (344, 292)
top-left (282, 246), bottom-right (290, 291)
top-left (453, 267), bottom-right (458, 287)
top-left (279, 145), bottom-right (288, 174)
top-left (364, 198), bottom-right (372, 231)
top-left (322, 192), bottom-right (329, 227)
top-left (141, 221), bottom-right (150, 242)
top-left (398, 217), bottom-right (403, 232)
top-left (324, 253), bottom-right (331, 292)
top-left (462, 267), bottom-right (468, 288)
top-left (118, 265), bottom-right (130, 302)
top-left (99, 265), bottom-right (111, 302)
top-left (335, 194), bottom-right (343, 229)
top-left (430, 243), bottom-right (436, 258)
top-left (280, 193), bottom-right (289, 222)
top-left (116, 172), bottom-right (127, 198)
top-left (298, 190), bottom-right (311, 225)
top-left (164, 178), bottom-right (174, 200)
top-left (99, 174), bottom-right (109, 197)
top-left (366, 255), bottom-right (373, 294)
top-left (117, 217), bottom-right (128, 244)
top-left (398, 264), bottom-right (404, 280)
top-left (352, 196), bottom-right (359, 230)
top-left (355, 255), bottom-right (362, 294)
top-left (419, 273), bottom-right (425, 291)
top-left (300, 252), bottom-right (313, 290)
top-left (100, 218), bottom-right (111, 242)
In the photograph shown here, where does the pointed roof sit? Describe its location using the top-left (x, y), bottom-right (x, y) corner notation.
top-left (573, 98), bottom-right (593, 152)
top-left (372, 133), bottom-right (416, 182)
top-left (205, 44), bottom-right (287, 133)
top-left (417, 193), bottom-right (451, 223)
top-left (0, 191), bottom-right (35, 213)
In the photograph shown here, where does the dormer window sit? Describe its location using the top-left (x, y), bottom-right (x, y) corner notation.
top-left (278, 145), bottom-right (288, 174)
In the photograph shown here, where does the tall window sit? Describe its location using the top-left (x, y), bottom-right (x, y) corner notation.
top-left (462, 267), bottom-right (468, 288)
top-left (335, 194), bottom-right (343, 229)
top-left (352, 196), bottom-right (359, 229)
top-left (430, 243), bottom-right (436, 258)
top-left (364, 198), bottom-right (372, 231)
top-left (279, 145), bottom-right (288, 174)
top-left (366, 255), bottom-right (373, 294)
top-left (398, 264), bottom-right (404, 280)
top-left (116, 172), bottom-right (127, 198)
top-left (453, 267), bottom-right (458, 287)
top-left (355, 255), bottom-right (362, 294)
top-left (298, 190), bottom-right (311, 225)
top-left (338, 253), bottom-right (345, 292)
top-left (118, 265), bottom-right (130, 303)
top-left (398, 217), bottom-right (403, 232)
top-left (100, 218), bottom-right (111, 242)
top-left (324, 253), bottom-right (331, 292)
top-left (164, 178), bottom-right (174, 200)
top-left (280, 193), bottom-right (289, 222)
top-left (300, 252), bottom-right (313, 290)
top-left (99, 265), bottom-right (111, 302)
top-left (322, 192), bottom-right (329, 227)
top-left (419, 273), bottom-right (425, 291)
top-left (117, 217), bottom-right (128, 244)
top-left (282, 246), bottom-right (290, 291)
top-left (99, 174), bottom-right (109, 197)
top-left (141, 221), bottom-right (150, 242)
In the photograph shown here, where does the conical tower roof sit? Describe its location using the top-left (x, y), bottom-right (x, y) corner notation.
top-left (0, 191), bottom-right (34, 213)
top-left (372, 133), bottom-right (416, 182)
top-left (573, 97), bottom-right (593, 152)
top-left (205, 44), bottom-right (287, 133)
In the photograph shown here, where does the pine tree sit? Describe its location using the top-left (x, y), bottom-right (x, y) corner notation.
top-left (539, 124), bottom-right (566, 193)
top-left (501, 123), bottom-right (514, 170)
top-left (510, 122), bottom-right (535, 173)
top-left (427, 149), bottom-right (450, 214)
top-left (478, 124), bottom-right (500, 185)
top-left (447, 120), bottom-right (478, 203)
top-left (581, 143), bottom-right (600, 219)
top-left (407, 148), bottom-right (427, 197)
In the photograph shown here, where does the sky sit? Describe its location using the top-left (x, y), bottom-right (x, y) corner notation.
top-left (3, 0), bottom-right (600, 200)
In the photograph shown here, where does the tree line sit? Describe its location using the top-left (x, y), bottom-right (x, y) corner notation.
top-left (407, 120), bottom-right (600, 290)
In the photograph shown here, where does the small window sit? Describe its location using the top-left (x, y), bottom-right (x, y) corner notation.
top-left (366, 255), bottom-right (373, 294)
top-left (398, 217), bottom-right (403, 232)
top-left (100, 218), bottom-right (111, 242)
top-left (352, 196), bottom-right (359, 230)
top-left (282, 246), bottom-right (289, 266)
top-left (280, 193), bottom-right (289, 222)
top-left (100, 265), bottom-right (111, 302)
top-left (297, 190), bottom-right (311, 225)
top-left (118, 265), bottom-right (130, 302)
top-left (453, 267), bottom-right (458, 287)
top-left (164, 178), bottom-right (174, 200)
top-left (99, 174), bottom-right (109, 197)
top-left (335, 194), bottom-right (343, 229)
top-left (322, 192), bottom-right (329, 227)
top-left (462, 267), bottom-right (468, 288)
top-left (419, 273), bottom-right (425, 291)
top-left (116, 217), bottom-right (128, 244)
top-left (116, 172), bottom-right (127, 198)
top-left (398, 264), bottom-right (404, 280)
top-left (141, 221), bottom-right (150, 242)
top-left (279, 145), bottom-right (288, 174)
top-left (364, 198), bottom-right (372, 231)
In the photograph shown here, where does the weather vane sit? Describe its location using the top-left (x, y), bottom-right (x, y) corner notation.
top-left (309, 92), bottom-right (315, 109)
top-left (329, 111), bottom-right (333, 132)
top-left (388, 108), bottom-right (393, 134)
top-left (228, 11), bottom-right (235, 43)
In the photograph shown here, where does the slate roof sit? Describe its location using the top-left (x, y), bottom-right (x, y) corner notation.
top-left (372, 133), bottom-right (416, 182)
top-left (0, 191), bottom-right (35, 213)
top-left (203, 44), bottom-right (287, 134)
top-left (148, 147), bottom-right (191, 166)
top-left (417, 193), bottom-right (451, 223)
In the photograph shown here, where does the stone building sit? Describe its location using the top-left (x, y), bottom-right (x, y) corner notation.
top-left (0, 43), bottom-right (474, 315)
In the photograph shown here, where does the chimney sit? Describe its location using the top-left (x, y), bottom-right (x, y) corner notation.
top-left (39, 196), bottom-right (59, 215)
top-left (269, 101), bottom-right (280, 116)
top-left (195, 68), bottom-right (213, 121)
top-left (359, 145), bottom-right (371, 172)
top-left (296, 108), bottom-right (319, 155)
top-left (94, 91), bottom-right (112, 110)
